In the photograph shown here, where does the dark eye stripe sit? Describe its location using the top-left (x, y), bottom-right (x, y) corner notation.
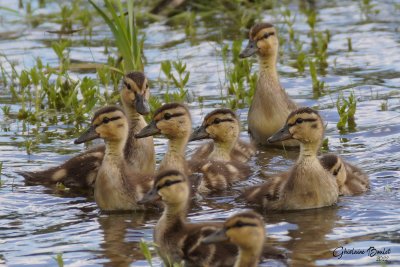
top-left (96, 116), bottom-right (121, 128)
top-left (333, 164), bottom-right (342, 176)
top-left (162, 112), bottom-right (185, 120)
top-left (288, 118), bottom-right (317, 127)
top-left (226, 222), bottom-right (258, 230)
top-left (206, 118), bottom-right (234, 128)
top-left (124, 81), bottom-right (132, 90)
top-left (156, 179), bottom-right (182, 191)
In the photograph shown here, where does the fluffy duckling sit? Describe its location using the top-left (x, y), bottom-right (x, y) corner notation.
top-left (241, 107), bottom-right (339, 210)
top-left (202, 211), bottom-right (266, 267)
top-left (240, 22), bottom-right (298, 147)
top-left (188, 109), bottom-right (252, 192)
top-left (138, 170), bottom-right (239, 266)
top-left (320, 154), bottom-right (369, 196)
top-left (136, 103), bottom-right (250, 193)
top-left (75, 106), bottom-right (153, 211)
top-left (18, 72), bottom-right (155, 188)
top-left (135, 103), bottom-right (192, 176)
top-left (189, 108), bottom-right (255, 163)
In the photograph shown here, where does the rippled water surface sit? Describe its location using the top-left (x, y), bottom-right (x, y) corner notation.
top-left (1, 0), bottom-right (399, 266)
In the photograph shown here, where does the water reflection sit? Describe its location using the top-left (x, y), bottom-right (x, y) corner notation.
top-left (98, 212), bottom-right (158, 267)
top-left (264, 207), bottom-right (341, 266)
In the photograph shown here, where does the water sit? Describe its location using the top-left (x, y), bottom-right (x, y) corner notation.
top-left (1, 0), bottom-right (400, 266)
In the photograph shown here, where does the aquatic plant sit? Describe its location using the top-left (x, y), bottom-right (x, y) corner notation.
top-left (380, 100), bottom-right (388, 111)
top-left (347, 37), bottom-right (353, 52)
top-left (314, 30), bottom-right (330, 71)
top-left (358, 0), bottom-right (380, 20)
top-left (160, 60), bottom-right (191, 103)
top-left (53, 253), bottom-right (64, 267)
top-left (1, 106), bottom-right (10, 116)
top-left (139, 239), bottom-right (183, 267)
top-left (0, 162), bottom-right (3, 187)
top-left (309, 59), bottom-right (325, 96)
top-left (321, 138), bottom-right (329, 152)
top-left (89, 0), bottom-right (144, 72)
top-left (336, 92), bottom-right (357, 131)
top-left (221, 40), bottom-right (257, 109)
top-left (139, 239), bottom-right (154, 267)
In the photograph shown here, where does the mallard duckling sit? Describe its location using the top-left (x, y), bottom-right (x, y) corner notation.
top-left (202, 211), bottom-right (266, 267)
top-left (241, 107), bottom-right (339, 210)
top-left (320, 154), bottom-right (369, 196)
top-left (75, 106), bottom-right (152, 211)
top-left (18, 72), bottom-right (155, 188)
top-left (136, 104), bottom-right (250, 193)
top-left (189, 108), bottom-right (256, 163)
top-left (188, 109), bottom-right (252, 192)
top-left (135, 103), bottom-right (192, 176)
top-left (240, 22), bottom-right (298, 147)
top-left (138, 169), bottom-right (238, 266)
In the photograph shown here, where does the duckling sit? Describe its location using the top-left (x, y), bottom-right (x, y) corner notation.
top-left (74, 106), bottom-right (153, 211)
top-left (241, 107), bottom-right (339, 210)
top-left (135, 103), bottom-right (192, 176)
top-left (138, 169), bottom-right (239, 267)
top-left (202, 211), bottom-right (266, 267)
top-left (136, 104), bottom-right (249, 193)
top-left (188, 109), bottom-right (252, 192)
top-left (239, 22), bottom-right (298, 147)
top-left (189, 108), bottom-right (256, 163)
top-left (319, 154), bottom-right (369, 196)
top-left (18, 72), bottom-right (155, 189)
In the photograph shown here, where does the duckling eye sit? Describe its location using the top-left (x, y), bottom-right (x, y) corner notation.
top-left (124, 82), bottom-right (132, 90)
top-left (161, 179), bottom-right (182, 188)
top-left (102, 117), bottom-right (110, 124)
top-left (235, 221), bottom-right (244, 227)
top-left (213, 118), bottom-right (221, 124)
top-left (164, 180), bottom-right (173, 186)
top-left (296, 118), bottom-right (304, 124)
top-left (264, 32), bottom-right (274, 38)
top-left (145, 83), bottom-right (149, 89)
top-left (164, 113), bottom-right (172, 120)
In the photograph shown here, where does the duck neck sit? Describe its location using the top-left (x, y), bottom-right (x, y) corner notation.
top-left (257, 55), bottom-right (281, 93)
top-left (235, 247), bottom-right (261, 267)
top-left (104, 139), bottom-right (125, 163)
top-left (210, 139), bottom-right (235, 161)
top-left (298, 140), bottom-right (321, 160)
top-left (124, 106), bottom-right (145, 128)
top-left (160, 135), bottom-right (189, 173)
top-left (162, 200), bottom-right (188, 226)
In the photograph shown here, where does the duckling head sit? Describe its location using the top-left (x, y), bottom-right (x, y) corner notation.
top-left (239, 22), bottom-right (278, 60)
top-left (189, 108), bottom-right (239, 144)
top-left (320, 154), bottom-right (346, 186)
top-left (74, 106), bottom-right (128, 144)
top-left (120, 72), bottom-right (150, 115)
top-left (203, 210), bottom-right (265, 251)
top-left (268, 107), bottom-right (324, 145)
top-left (135, 103), bottom-right (192, 140)
top-left (138, 170), bottom-right (190, 206)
